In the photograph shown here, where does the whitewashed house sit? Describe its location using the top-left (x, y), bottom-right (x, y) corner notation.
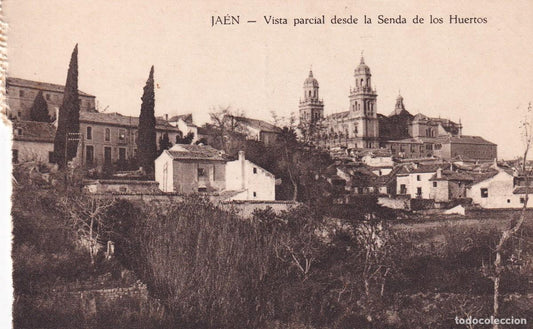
top-left (468, 169), bottom-right (533, 208)
top-left (12, 120), bottom-right (56, 164)
top-left (225, 151), bottom-right (276, 200)
top-left (396, 164), bottom-right (446, 199)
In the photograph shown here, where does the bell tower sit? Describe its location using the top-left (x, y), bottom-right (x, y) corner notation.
top-left (299, 69), bottom-right (324, 125)
top-left (349, 56), bottom-right (379, 148)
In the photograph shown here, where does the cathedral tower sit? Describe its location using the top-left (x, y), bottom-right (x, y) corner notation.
top-left (349, 56), bottom-right (379, 148)
top-left (299, 70), bottom-right (324, 125)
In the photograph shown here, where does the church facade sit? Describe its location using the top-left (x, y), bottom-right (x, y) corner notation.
top-left (299, 57), bottom-right (497, 161)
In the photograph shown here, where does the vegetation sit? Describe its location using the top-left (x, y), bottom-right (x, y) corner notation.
top-left (29, 90), bottom-right (51, 122)
top-left (53, 44), bottom-right (80, 167)
top-left (137, 66), bottom-right (157, 173)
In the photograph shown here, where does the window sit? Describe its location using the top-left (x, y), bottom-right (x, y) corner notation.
top-left (253, 192), bottom-right (257, 198)
top-left (86, 126), bottom-right (92, 140)
top-left (433, 182), bottom-right (437, 187)
top-left (12, 149), bottom-right (18, 164)
top-left (417, 187), bottom-right (422, 197)
top-left (86, 145), bottom-right (94, 165)
top-left (507, 199), bottom-right (511, 203)
top-left (434, 144), bottom-right (442, 150)
top-left (198, 167), bottom-right (206, 178)
top-left (48, 151), bottom-right (54, 164)
top-left (16, 128), bottom-right (23, 136)
top-left (19, 90), bottom-right (24, 97)
top-left (253, 167), bottom-right (257, 174)
top-left (46, 94), bottom-right (51, 101)
top-left (105, 128), bottom-right (110, 141)
top-left (426, 144), bottom-right (432, 150)
top-left (400, 184), bottom-right (407, 194)
top-left (118, 129), bottom-right (126, 142)
top-left (417, 175), bottom-right (421, 181)
top-left (213, 166), bottom-right (216, 180)
top-left (520, 197), bottom-right (526, 204)
top-left (480, 188), bottom-right (489, 198)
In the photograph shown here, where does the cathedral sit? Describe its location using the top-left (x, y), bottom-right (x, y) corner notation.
top-left (298, 57), bottom-right (497, 161)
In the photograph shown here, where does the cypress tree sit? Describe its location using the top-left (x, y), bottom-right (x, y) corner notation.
top-left (137, 66), bottom-right (157, 173)
top-left (29, 90), bottom-right (51, 122)
top-left (53, 44), bottom-right (80, 167)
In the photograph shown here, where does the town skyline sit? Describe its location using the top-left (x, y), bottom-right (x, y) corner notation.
top-left (4, 0), bottom-right (533, 159)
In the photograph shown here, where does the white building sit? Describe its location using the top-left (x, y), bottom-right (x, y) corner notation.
top-left (12, 120), bottom-right (56, 164)
top-left (225, 151), bottom-right (276, 201)
top-left (468, 170), bottom-right (532, 209)
top-left (396, 164), bottom-right (446, 199)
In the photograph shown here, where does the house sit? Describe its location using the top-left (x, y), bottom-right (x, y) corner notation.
top-left (396, 163), bottom-right (448, 199)
top-left (467, 169), bottom-right (533, 208)
top-left (6, 77), bottom-right (96, 121)
top-left (225, 115), bottom-right (282, 146)
top-left (79, 111), bottom-right (183, 168)
top-left (225, 151), bottom-right (276, 201)
top-left (12, 120), bottom-right (56, 164)
top-left (159, 113), bottom-right (199, 143)
top-left (428, 167), bottom-right (473, 203)
top-left (155, 144), bottom-right (227, 193)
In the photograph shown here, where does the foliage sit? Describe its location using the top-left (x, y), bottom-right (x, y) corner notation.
top-left (29, 90), bottom-right (51, 122)
top-left (137, 66), bottom-right (157, 173)
top-left (175, 131), bottom-right (195, 144)
top-left (53, 44), bottom-right (80, 167)
top-left (158, 132), bottom-right (172, 154)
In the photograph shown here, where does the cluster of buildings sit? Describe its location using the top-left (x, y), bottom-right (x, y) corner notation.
top-left (9, 56), bottom-right (530, 209)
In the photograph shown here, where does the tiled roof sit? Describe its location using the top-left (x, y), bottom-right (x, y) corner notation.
top-left (513, 187), bottom-right (533, 195)
top-left (228, 115), bottom-right (282, 133)
top-left (397, 163), bottom-right (449, 175)
top-left (469, 170), bottom-right (500, 184)
top-left (168, 113), bottom-right (193, 124)
top-left (12, 120), bottom-right (56, 143)
top-left (7, 77), bottom-right (95, 97)
top-left (429, 170), bottom-right (473, 181)
top-left (80, 111), bottom-right (181, 131)
top-left (435, 135), bottom-right (497, 146)
top-left (166, 144), bottom-right (226, 161)
top-left (325, 110), bottom-right (350, 120)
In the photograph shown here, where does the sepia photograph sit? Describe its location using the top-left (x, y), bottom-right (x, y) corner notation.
top-left (2, 0), bottom-right (533, 328)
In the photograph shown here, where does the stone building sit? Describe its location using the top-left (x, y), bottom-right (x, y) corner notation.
top-left (79, 111), bottom-right (184, 168)
top-left (225, 151), bottom-right (276, 200)
top-left (6, 77), bottom-right (96, 121)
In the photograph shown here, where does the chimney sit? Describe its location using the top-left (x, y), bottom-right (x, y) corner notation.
top-left (164, 113), bottom-right (168, 121)
top-left (239, 151), bottom-right (245, 190)
top-left (436, 167), bottom-right (442, 179)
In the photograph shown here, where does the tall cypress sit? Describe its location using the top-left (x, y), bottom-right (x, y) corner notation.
top-left (53, 44), bottom-right (80, 167)
top-left (29, 90), bottom-right (51, 122)
top-left (137, 66), bottom-right (157, 173)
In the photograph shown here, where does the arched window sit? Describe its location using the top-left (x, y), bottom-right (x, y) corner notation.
top-left (309, 90), bottom-right (312, 97)
top-left (105, 128), bottom-right (110, 141)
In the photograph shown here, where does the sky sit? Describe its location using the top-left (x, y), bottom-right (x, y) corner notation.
top-left (3, 0), bottom-right (533, 159)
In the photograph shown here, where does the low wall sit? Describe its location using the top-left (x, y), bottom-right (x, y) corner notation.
top-left (219, 201), bottom-right (299, 217)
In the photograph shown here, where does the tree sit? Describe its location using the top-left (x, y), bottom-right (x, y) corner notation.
top-left (490, 102), bottom-right (532, 329)
top-left (137, 66), bottom-right (157, 173)
top-left (158, 132), bottom-right (172, 154)
top-left (176, 131), bottom-right (195, 144)
top-left (29, 91), bottom-right (50, 122)
top-left (53, 44), bottom-right (80, 167)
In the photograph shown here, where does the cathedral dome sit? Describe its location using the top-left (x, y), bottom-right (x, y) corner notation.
top-left (304, 70), bottom-right (319, 88)
top-left (355, 57), bottom-right (371, 74)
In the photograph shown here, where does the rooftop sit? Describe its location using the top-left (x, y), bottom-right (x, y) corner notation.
top-left (227, 115), bottom-right (282, 134)
top-left (166, 144), bottom-right (226, 161)
top-left (13, 120), bottom-right (56, 143)
top-left (7, 77), bottom-right (95, 98)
